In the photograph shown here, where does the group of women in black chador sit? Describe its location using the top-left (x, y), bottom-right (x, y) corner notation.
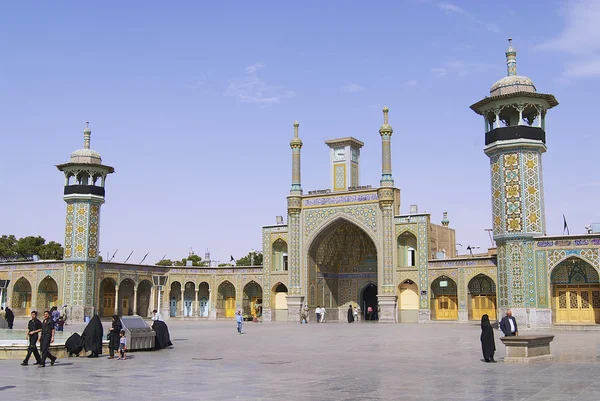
top-left (64, 314), bottom-right (173, 358)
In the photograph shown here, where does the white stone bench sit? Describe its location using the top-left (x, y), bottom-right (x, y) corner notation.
top-left (500, 335), bottom-right (555, 363)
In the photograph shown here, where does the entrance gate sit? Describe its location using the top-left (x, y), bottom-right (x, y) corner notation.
top-left (555, 285), bottom-right (600, 324)
top-left (468, 274), bottom-right (497, 320)
top-left (431, 276), bottom-right (458, 320)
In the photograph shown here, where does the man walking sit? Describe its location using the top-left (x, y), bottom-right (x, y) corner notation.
top-left (21, 311), bottom-right (42, 366)
top-left (5, 306), bottom-right (14, 329)
top-left (236, 310), bottom-right (244, 334)
top-left (315, 306), bottom-right (321, 323)
top-left (499, 309), bottom-right (518, 337)
top-left (39, 310), bottom-right (57, 367)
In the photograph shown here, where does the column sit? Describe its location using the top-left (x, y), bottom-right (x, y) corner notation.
top-left (149, 286), bottom-right (155, 317)
top-left (290, 121), bottom-right (303, 196)
top-left (194, 289), bottom-right (199, 317)
top-left (133, 287), bottom-right (138, 316)
top-left (377, 187), bottom-right (397, 323)
top-left (114, 285), bottom-right (119, 315)
top-left (458, 268), bottom-right (468, 322)
top-left (379, 107), bottom-right (394, 187)
top-left (180, 290), bottom-right (185, 317)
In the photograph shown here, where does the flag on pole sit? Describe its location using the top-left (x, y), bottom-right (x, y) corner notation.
top-left (230, 255), bottom-right (235, 262)
top-left (563, 215), bottom-right (570, 235)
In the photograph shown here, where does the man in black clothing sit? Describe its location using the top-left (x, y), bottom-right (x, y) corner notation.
top-left (21, 311), bottom-right (43, 366)
top-left (39, 310), bottom-right (57, 367)
top-left (5, 306), bottom-right (14, 329)
top-left (499, 309), bottom-right (519, 337)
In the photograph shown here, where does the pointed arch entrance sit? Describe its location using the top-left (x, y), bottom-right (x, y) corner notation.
top-left (307, 218), bottom-right (378, 320)
top-left (243, 281), bottom-right (262, 318)
top-left (217, 281), bottom-right (236, 318)
top-left (551, 256), bottom-right (600, 324)
top-left (468, 274), bottom-right (497, 321)
top-left (431, 276), bottom-right (458, 320)
top-left (271, 283), bottom-right (288, 321)
top-left (99, 278), bottom-right (117, 317)
top-left (38, 276), bottom-right (58, 311)
top-left (360, 283), bottom-right (378, 320)
top-left (12, 277), bottom-right (32, 316)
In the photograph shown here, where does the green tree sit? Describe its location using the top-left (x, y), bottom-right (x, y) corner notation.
top-left (218, 263), bottom-right (232, 267)
top-left (0, 234), bottom-right (64, 261)
top-left (156, 259), bottom-right (174, 266)
top-left (236, 251), bottom-right (263, 266)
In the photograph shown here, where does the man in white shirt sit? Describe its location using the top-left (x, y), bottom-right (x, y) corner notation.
top-left (151, 309), bottom-right (163, 322)
top-left (499, 309), bottom-right (518, 336)
top-left (315, 306), bottom-right (321, 323)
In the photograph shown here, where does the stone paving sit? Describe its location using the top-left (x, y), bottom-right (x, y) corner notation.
top-left (1, 318), bottom-right (600, 400)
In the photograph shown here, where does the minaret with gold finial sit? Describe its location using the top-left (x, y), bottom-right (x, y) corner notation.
top-left (471, 39), bottom-right (558, 329)
top-left (56, 122), bottom-right (115, 322)
top-left (286, 120), bottom-right (305, 321)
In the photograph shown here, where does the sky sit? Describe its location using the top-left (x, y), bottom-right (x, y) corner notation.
top-left (1, 1), bottom-right (599, 264)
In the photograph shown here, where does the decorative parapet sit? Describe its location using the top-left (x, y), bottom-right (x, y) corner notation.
top-left (302, 191), bottom-right (378, 208)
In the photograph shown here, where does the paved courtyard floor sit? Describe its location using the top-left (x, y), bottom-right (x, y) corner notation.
top-left (1, 319), bottom-right (600, 401)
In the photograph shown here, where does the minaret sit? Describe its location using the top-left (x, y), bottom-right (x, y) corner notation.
top-left (379, 106), bottom-right (394, 187)
top-left (289, 121), bottom-right (303, 196)
top-left (56, 123), bottom-right (114, 322)
top-left (286, 120), bottom-right (304, 321)
top-left (471, 39), bottom-right (558, 328)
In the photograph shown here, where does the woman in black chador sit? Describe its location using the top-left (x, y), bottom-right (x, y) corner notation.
top-left (347, 305), bottom-right (354, 323)
top-left (80, 314), bottom-right (104, 357)
top-left (108, 315), bottom-right (122, 359)
top-left (480, 314), bottom-right (496, 362)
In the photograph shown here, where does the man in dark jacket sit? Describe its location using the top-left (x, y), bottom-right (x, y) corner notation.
top-left (5, 307), bottom-right (14, 329)
top-left (499, 309), bottom-right (518, 336)
top-left (21, 311), bottom-right (42, 365)
top-left (39, 310), bottom-right (57, 367)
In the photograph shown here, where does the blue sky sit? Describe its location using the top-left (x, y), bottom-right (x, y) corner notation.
top-left (1, 1), bottom-right (598, 264)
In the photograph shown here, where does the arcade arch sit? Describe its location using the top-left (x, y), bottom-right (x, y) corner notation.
top-left (397, 231), bottom-right (418, 268)
top-left (137, 280), bottom-right (153, 317)
top-left (398, 280), bottom-right (419, 322)
top-left (272, 239), bottom-right (288, 271)
top-left (198, 282), bottom-right (210, 317)
top-left (468, 274), bottom-right (497, 321)
top-left (431, 276), bottom-right (458, 320)
top-left (551, 256), bottom-right (600, 324)
top-left (183, 282), bottom-right (195, 317)
top-left (169, 281), bottom-right (182, 317)
top-left (38, 276), bottom-right (58, 311)
top-left (360, 283), bottom-right (378, 320)
top-left (307, 218), bottom-right (378, 316)
top-left (99, 278), bottom-right (116, 317)
top-left (217, 281), bottom-right (236, 318)
top-left (118, 278), bottom-right (135, 316)
top-left (243, 281), bottom-right (262, 318)
top-left (271, 283), bottom-right (288, 321)
top-left (12, 277), bottom-right (32, 316)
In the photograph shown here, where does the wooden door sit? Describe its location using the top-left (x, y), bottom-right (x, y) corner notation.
top-left (225, 297), bottom-right (235, 317)
top-left (102, 293), bottom-right (115, 317)
top-left (472, 295), bottom-right (496, 320)
top-left (556, 286), bottom-right (599, 324)
top-left (435, 296), bottom-right (458, 320)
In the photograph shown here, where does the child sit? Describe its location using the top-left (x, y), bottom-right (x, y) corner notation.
top-left (57, 316), bottom-right (65, 331)
top-left (118, 330), bottom-right (127, 360)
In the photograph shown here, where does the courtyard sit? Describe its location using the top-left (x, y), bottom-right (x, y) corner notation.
top-left (1, 320), bottom-right (600, 400)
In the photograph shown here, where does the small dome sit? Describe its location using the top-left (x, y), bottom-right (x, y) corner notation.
top-left (490, 75), bottom-right (536, 97)
top-left (70, 148), bottom-right (102, 164)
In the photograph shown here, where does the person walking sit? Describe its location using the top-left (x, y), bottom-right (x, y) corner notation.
top-left (499, 309), bottom-right (518, 337)
top-left (353, 306), bottom-right (359, 322)
top-left (236, 310), bottom-right (244, 334)
top-left (117, 330), bottom-right (127, 360)
top-left (5, 306), bottom-right (14, 329)
top-left (39, 310), bottom-right (57, 367)
top-left (315, 306), bottom-right (321, 323)
top-left (480, 314), bottom-right (496, 363)
top-left (347, 305), bottom-right (354, 323)
top-left (21, 311), bottom-right (42, 366)
top-left (320, 307), bottom-right (326, 323)
top-left (107, 314), bottom-right (122, 359)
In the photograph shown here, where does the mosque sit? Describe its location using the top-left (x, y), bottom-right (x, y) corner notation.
top-left (1, 40), bottom-right (599, 329)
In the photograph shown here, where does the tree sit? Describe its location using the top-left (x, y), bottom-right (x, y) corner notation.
top-left (236, 251), bottom-right (263, 266)
top-left (218, 263), bottom-right (232, 267)
top-left (0, 234), bottom-right (64, 261)
top-left (156, 259), bottom-right (174, 267)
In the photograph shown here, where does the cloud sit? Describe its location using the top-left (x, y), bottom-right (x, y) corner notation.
top-left (438, 2), bottom-right (500, 33)
top-left (341, 83), bottom-right (364, 93)
top-left (537, 0), bottom-right (600, 78)
top-left (187, 78), bottom-right (205, 89)
top-left (225, 62), bottom-right (295, 104)
top-left (406, 79), bottom-right (418, 87)
top-left (430, 60), bottom-right (493, 78)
